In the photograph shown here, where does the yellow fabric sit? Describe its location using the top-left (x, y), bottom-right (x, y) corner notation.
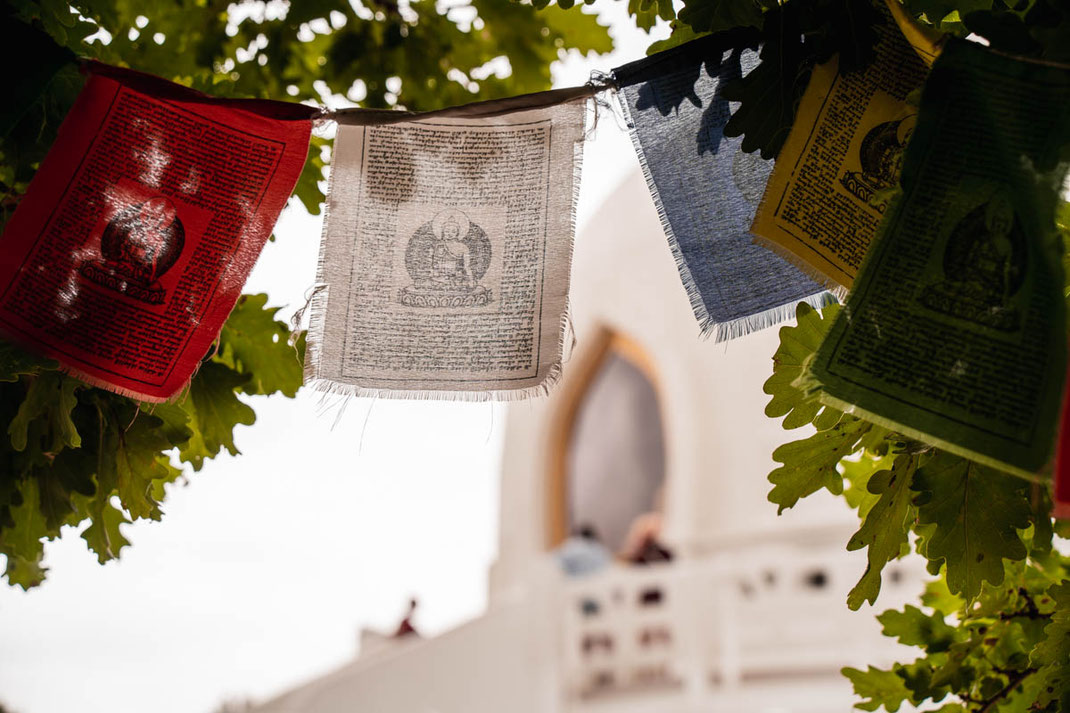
top-left (750, 8), bottom-right (928, 288)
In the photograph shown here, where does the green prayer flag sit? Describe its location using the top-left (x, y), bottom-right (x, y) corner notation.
top-left (803, 39), bottom-right (1070, 477)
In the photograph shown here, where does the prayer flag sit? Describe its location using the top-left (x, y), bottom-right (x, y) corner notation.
top-left (306, 91), bottom-right (587, 400)
top-left (803, 40), bottom-right (1070, 477)
top-left (883, 0), bottom-right (944, 67)
top-left (613, 34), bottom-right (831, 341)
top-left (1055, 360), bottom-right (1070, 519)
top-left (751, 5), bottom-right (929, 289)
top-left (0, 62), bottom-right (315, 401)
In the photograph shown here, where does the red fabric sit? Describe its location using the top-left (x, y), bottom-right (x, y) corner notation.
top-left (0, 63), bottom-right (315, 401)
top-left (1055, 361), bottom-right (1070, 520)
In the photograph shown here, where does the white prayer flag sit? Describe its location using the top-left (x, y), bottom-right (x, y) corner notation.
top-left (307, 94), bottom-right (587, 400)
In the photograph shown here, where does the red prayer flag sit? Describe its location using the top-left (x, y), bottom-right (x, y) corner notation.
top-left (0, 62), bottom-right (315, 401)
top-left (1055, 361), bottom-right (1070, 520)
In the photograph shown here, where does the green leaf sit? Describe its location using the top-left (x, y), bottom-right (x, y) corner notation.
top-left (963, 9), bottom-right (1041, 54)
top-left (647, 21), bottom-right (710, 53)
top-left (2, 478), bottom-right (47, 562)
top-left (847, 454), bottom-right (918, 609)
top-left (764, 301), bottom-right (842, 430)
top-left (38, 449), bottom-right (96, 530)
top-left (893, 657), bottom-right (953, 703)
top-left (80, 492), bottom-right (132, 565)
top-left (677, 0), bottom-right (765, 34)
top-left (721, 3), bottom-right (814, 159)
top-left (927, 639), bottom-right (974, 692)
top-left (842, 665), bottom-right (913, 712)
top-left (629, 0), bottom-right (662, 32)
top-left (1031, 581), bottom-right (1070, 710)
top-left (3, 548), bottom-right (47, 589)
top-left (102, 412), bottom-right (186, 521)
top-left (178, 362), bottom-right (256, 471)
top-left (878, 605), bottom-right (958, 653)
top-left (914, 454), bottom-right (1032, 600)
top-left (0, 339), bottom-right (56, 382)
top-left (538, 3), bottom-right (615, 55)
top-left (293, 137), bottom-right (326, 216)
top-left (142, 401), bottom-right (195, 446)
top-left (823, 0), bottom-right (882, 74)
top-left (921, 571), bottom-right (966, 617)
top-left (842, 452), bottom-right (895, 518)
top-left (7, 372), bottom-right (81, 453)
top-left (216, 293), bottom-right (303, 397)
top-left (768, 415), bottom-right (875, 513)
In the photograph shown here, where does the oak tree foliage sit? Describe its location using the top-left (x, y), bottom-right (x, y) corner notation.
top-left (5, 0), bottom-right (1070, 709)
top-left (542, 0), bottom-right (1070, 708)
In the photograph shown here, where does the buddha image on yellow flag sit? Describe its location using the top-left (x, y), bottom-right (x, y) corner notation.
top-left (750, 1), bottom-right (928, 289)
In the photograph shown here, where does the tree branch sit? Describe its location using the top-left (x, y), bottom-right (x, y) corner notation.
top-left (975, 668), bottom-right (1038, 713)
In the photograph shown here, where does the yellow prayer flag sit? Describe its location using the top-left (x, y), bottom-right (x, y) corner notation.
top-left (750, 7), bottom-right (929, 288)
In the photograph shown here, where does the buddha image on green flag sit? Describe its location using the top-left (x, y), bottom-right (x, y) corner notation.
top-left (802, 38), bottom-right (1070, 476)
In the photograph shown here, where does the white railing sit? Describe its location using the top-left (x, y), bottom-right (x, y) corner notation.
top-left (557, 542), bottom-right (926, 707)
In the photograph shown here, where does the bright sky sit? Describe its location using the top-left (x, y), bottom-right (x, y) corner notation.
top-left (0, 4), bottom-right (665, 713)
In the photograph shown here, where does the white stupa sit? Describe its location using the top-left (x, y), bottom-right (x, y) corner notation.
top-left (250, 168), bottom-right (923, 713)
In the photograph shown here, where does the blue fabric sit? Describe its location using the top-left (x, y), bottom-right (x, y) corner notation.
top-left (555, 537), bottom-right (613, 577)
top-left (613, 35), bottom-right (829, 340)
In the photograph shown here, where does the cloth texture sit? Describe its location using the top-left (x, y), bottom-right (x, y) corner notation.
top-left (613, 33), bottom-right (830, 341)
top-left (307, 93), bottom-right (586, 400)
top-left (750, 3), bottom-right (929, 288)
top-left (804, 40), bottom-right (1070, 476)
top-left (0, 62), bottom-right (314, 401)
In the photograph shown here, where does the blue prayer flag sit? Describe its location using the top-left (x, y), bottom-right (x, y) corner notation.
top-left (613, 35), bottom-right (832, 340)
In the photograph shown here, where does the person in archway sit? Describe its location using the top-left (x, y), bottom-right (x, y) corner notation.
top-left (620, 511), bottom-right (673, 565)
top-left (555, 524), bottom-right (612, 577)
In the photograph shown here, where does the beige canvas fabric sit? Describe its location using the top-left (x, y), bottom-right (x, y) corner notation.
top-left (306, 95), bottom-right (586, 400)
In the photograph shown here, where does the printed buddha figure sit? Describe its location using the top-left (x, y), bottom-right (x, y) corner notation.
top-left (400, 208), bottom-right (493, 308)
top-left (919, 192), bottom-right (1026, 331)
top-left (431, 218), bottom-right (476, 289)
top-left (961, 197), bottom-right (1018, 306)
top-left (80, 194), bottom-right (185, 305)
top-left (103, 196), bottom-right (184, 285)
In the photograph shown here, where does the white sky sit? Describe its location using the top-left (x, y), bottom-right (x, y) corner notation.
top-left (0, 4), bottom-right (666, 713)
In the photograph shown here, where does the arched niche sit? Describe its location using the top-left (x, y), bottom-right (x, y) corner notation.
top-left (545, 327), bottom-right (667, 552)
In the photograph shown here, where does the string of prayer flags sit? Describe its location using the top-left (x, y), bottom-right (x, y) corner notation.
top-left (305, 90), bottom-right (589, 400)
top-left (0, 61), bottom-right (315, 401)
top-left (801, 39), bottom-right (1070, 477)
top-left (612, 33), bottom-right (832, 341)
top-left (750, 3), bottom-right (929, 289)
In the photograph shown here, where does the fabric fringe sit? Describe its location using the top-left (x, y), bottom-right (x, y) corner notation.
top-left (304, 361), bottom-right (565, 404)
top-left (612, 88), bottom-right (716, 340)
top-left (290, 283), bottom-right (327, 345)
top-left (710, 291), bottom-right (839, 343)
top-left (750, 233), bottom-right (851, 302)
top-left (302, 159), bottom-right (338, 389)
top-left (57, 362), bottom-right (174, 404)
top-left (554, 112), bottom-right (587, 374)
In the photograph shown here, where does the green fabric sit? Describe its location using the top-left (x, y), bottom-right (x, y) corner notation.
top-left (803, 39), bottom-right (1070, 477)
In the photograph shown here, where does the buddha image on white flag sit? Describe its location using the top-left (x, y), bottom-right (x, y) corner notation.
top-left (307, 93), bottom-right (587, 400)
